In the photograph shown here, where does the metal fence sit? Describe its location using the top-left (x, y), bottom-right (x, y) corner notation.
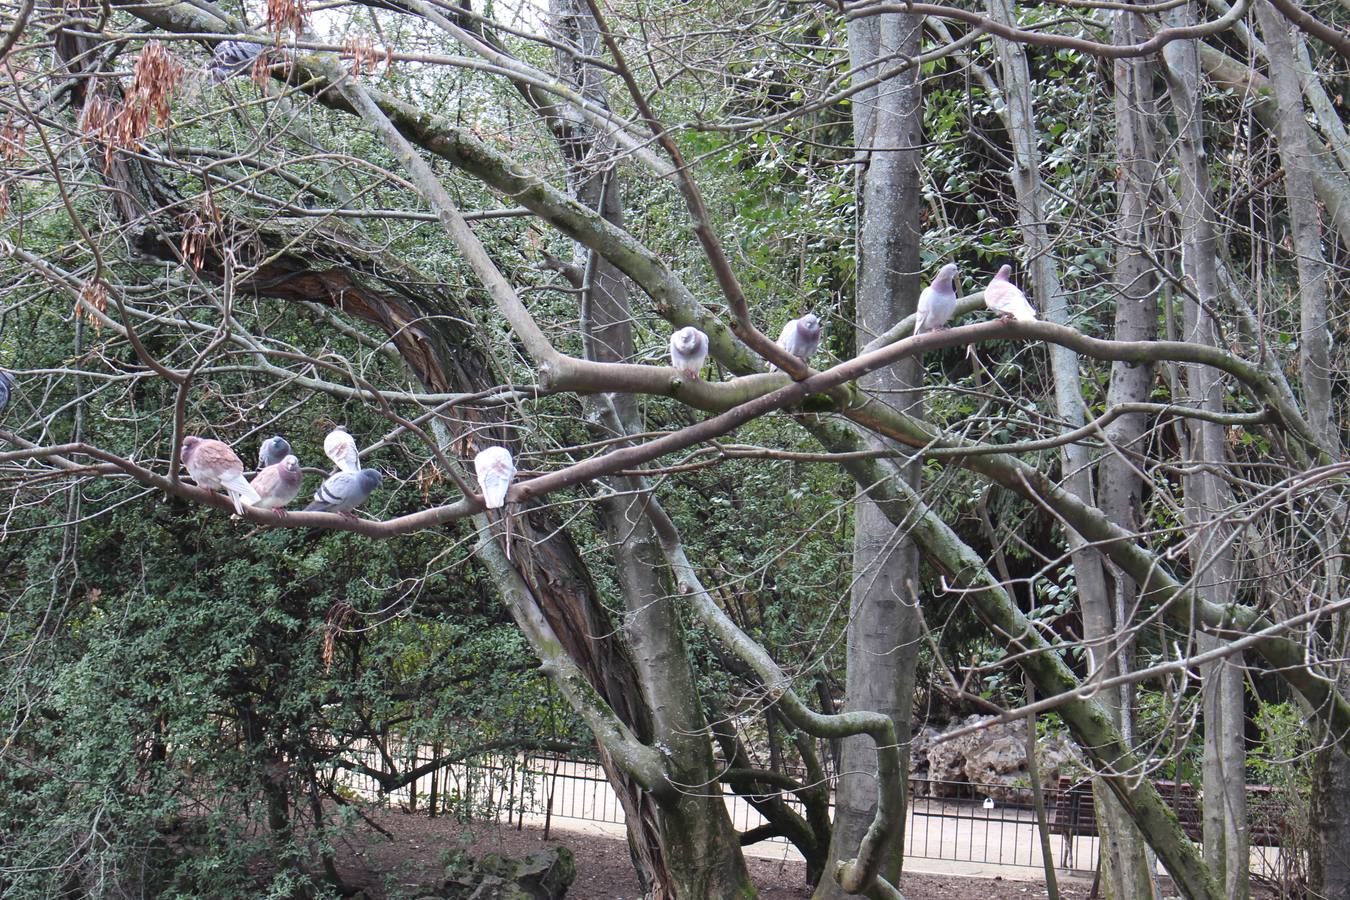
top-left (331, 744), bottom-right (1292, 877)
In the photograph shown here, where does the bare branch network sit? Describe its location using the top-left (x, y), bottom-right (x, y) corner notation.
top-left (2, 0), bottom-right (1349, 896)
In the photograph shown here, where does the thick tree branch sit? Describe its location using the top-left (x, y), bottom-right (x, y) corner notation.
top-left (845, 0), bottom-right (1253, 58)
top-left (1264, 0), bottom-right (1350, 60)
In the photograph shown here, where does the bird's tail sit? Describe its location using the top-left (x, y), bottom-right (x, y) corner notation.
top-left (483, 478), bottom-right (509, 509)
top-left (221, 472), bottom-right (262, 513)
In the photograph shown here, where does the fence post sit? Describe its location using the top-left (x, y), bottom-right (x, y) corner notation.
top-left (429, 740), bottom-right (441, 818)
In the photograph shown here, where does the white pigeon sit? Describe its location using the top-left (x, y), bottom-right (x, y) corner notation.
top-left (915, 263), bottom-right (960, 334)
top-left (474, 447), bottom-right (516, 509)
top-left (774, 313), bottom-right (823, 366)
top-left (324, 425), bottom-right (361, 474)
top-left (984, 265), bottom-right (1037, 322)
top-left (669, 326), bottom-right (709, 380)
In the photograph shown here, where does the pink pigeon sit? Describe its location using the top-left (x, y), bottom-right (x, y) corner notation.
top-left (984, 265), bottom-right (1037, 322)
top-left (915, 263), bottom-right (960, 334)
top-left (181, 436), bottom-right (261, 514)
top-left (249, 454), bottom-right (303, 517)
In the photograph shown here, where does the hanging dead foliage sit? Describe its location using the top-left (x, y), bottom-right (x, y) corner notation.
top-left (322, 601), bottom-right (356, 672)
top-left (1, 119), bottom-right (27, 163)
top-left (342, 35), bottom-right (386, 78)
top-left (266, 0), bottom-right (309, 36)
top-left (77, 41), bottom-right (182, 170)
top-left (416, 461), bottom-right (444, 502)
top-left (179, 198), bottom-right (222, 271)
top-left (77, 281), bottom-right (108, 331)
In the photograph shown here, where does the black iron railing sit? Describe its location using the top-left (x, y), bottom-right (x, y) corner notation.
top-left (331, 745), bottom-right (1292, 876)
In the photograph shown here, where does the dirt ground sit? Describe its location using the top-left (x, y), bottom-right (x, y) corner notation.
top-left (332, 807), bottom-right (1100, 899)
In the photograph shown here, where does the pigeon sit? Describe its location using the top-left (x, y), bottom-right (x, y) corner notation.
top-left (773, 314), bottom-right (823, 368)
top-left (258, 435), bottom-right (292, 470)
top-left (474, 447), bottom-right (516, 509)
top-left (984, 265), bottom-right (1037, 322)
top-left (323, 426), bottom-right (361, 474)
top-left (304, 468), bottom-right (383, 515)
top-left (180, 436), bottom-right (262, 514)
top-left (209, 41), bottom-right (264, 82)
top-left (915, 263), bottom-right (960, 334)
top-left (249, 454), bottom-right (303, 517)
top-left (669, 326), bottom-right (709, 381)
top-left (0, 370), bottom-right (14, 414)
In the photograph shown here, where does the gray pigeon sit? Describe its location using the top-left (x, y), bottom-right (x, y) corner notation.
top-left (249, 454), bottom-right (303, 517)
top-left (258, 435), bottom-right (292, 470)
top-left (210, 41), bottom-right (264, 81)
top-left (773, 313), bottom-right (822, 367)
top-left (0, 370), bottom-right (14, 414)
top-left (915, 263), bottom-right (959, 334)
top-left (304, 468), bottom-right (383, 515)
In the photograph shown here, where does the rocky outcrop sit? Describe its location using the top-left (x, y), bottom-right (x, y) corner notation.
top-left (423, 846), bottom-right (576, 900)
top-left (911, 715), bottom-right (1077, 803)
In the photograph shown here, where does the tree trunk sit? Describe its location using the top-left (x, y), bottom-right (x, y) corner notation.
top-left (988, 5), bottom-right (1153, 894)
top-left (1255, 4), bottom-right (1347, 894)
top-left (547, 4), bottom-right (754, 895)
top-left (815, 9), bottom-right (924, 897)
top-left (1163, 15), bottom-right (1249, 898)
top-left (1093, 8), bottom-right (1164, 898)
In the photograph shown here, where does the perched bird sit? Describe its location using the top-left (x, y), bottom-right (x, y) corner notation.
top-left (249, 454), bottom-right (303, 517)
top-left (669, 326), bottom-right (710, 381)
top-left (474, 447), bottom-right (518, 559)
top-left (324, 426), bottom-right (361, 474)
top-left (774, 314), bottom-right (823, 366)
top-left (0, 370), bottom-right (14, 414)
top-left (180, 436), bottom-right (262, 514)
top-left (209, 41), bottom-right (264, 82)
top-left (304, 469), bottom-right (383, 516)
top-left (258, 435), bottom-right (292, 470)
top-left (915, 263), bottom-right (960, 334)
top-left (984, 265), bottom-right (1037, 322)
top-left (474, 447), bottom-right (516, 509)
